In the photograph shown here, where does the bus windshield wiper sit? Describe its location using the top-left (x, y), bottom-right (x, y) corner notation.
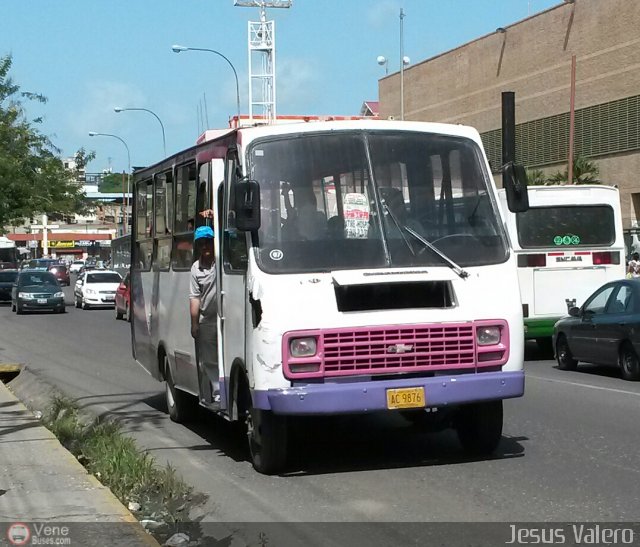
top-left (381, 200), bottom-right (416, 257)
top-left (381, 201), bottom-right (469, 279)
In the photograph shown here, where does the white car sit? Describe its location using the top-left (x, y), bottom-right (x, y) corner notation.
top-left (69, 260), bottom-right (85, 274)
top-left (74, 270), bottom-right (122, 309)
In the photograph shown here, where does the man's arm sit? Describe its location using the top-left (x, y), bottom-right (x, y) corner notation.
top-left (190, 297), bottom-right (201, 339)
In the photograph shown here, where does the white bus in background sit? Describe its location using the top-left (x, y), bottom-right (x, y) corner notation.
top-left (498, 185), bottom-right (625, 352)
top-left (131, 119), bottom-right (529, 474)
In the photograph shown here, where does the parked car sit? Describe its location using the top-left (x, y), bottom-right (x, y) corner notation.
top-left (114, 272), bottom-right (131, 321)
top-left (11, 270), bottom-right (65, 314)
top-left (74, 270), bottom-right (122, 309)
top-left (69, 260), bottom-right (85, 274)
top-left (0, 270), bottom-right (18, 302)
top-left (553, 278), bottom-right (640, 381)
top-left (48, 263), bottom-right (70, 286)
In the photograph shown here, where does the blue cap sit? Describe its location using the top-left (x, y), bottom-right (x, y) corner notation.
top-left (194, 226), bottom-right (215, 240)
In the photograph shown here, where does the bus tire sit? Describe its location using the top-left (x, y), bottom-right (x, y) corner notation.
top-left (164, 355), bottom-right (196, 423)
top-left (620, 343), bottom-right (640, 381)
top-left (556, 334), bottom-right (578, 371)
top-left (455, 400), bottom-right (503, 456)
top-left (248, 408), bottom-right (288, 475)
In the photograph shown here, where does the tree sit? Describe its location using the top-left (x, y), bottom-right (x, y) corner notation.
top-left (546, 155), bottom-right (601, 185)
top-left (99, 172), bottom-right (129, 193)
top-left (0, 54), bottom-right (88, 233)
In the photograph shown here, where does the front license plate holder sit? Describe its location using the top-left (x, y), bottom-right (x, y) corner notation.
top-left (386, 387), bottom-right (425, 409)
top-left (37, 299), bottom-right (47, 304)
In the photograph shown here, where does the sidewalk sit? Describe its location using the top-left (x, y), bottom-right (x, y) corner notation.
top-left (0, 373), bottom-right (158, 546)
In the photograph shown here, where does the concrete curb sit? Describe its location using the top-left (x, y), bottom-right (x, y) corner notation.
top-left (1, 368), bottom-right (160, 546)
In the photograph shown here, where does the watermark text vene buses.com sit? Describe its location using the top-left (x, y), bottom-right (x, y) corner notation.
top-left (7, 523), bottom-right (71, 546)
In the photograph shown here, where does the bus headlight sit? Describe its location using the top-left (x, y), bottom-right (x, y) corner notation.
top-left (290, 337), bottom-right (317, 357)
top-left (477, 326), bottom-right (501, 346)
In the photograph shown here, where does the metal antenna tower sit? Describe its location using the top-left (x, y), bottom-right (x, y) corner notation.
top-left (234, 0), bottom-right (292, 124)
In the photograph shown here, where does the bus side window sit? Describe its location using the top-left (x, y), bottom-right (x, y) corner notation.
top-left (154, 170), bottom-right (173, 271)
top-left (172, 162), bottom-right (197, 270)
top-left (196, 163), bottom-right (211, 229)
top-left (134, 178), bottom-right (152, 271)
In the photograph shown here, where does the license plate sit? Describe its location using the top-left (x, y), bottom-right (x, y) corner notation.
top-left (104, 296), bottom-right (115, 302)
top-left (386, 387), bottom-right (425, 409)
top-left (37, 298), bottom-right (47, 304)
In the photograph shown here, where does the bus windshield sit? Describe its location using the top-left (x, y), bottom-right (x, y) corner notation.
top-left (516, 205), bottom-right (615, 248)
top-left (249, 130), bottom-right (508, 274)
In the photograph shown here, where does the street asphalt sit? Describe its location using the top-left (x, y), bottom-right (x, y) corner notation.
top-left (1, 283), bottom-right (639, 545)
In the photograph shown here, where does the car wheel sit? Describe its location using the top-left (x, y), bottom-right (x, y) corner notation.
top-left (164, 355), bottom-right (197, 423)
top-left (81, 296), bottom-right (89, 310)
top-left (619, 343), bottom-right (640, 381)
top-left (16, 303), bottom-right (23, 315)
top-left (556, 334), bottom-right (578, 371)
top-left (11, 301), bottom-right (15, 312)
top-left (455, 400), bottom-right (503, 456)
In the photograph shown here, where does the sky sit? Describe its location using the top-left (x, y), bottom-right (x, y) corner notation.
top-left (3, 0), bottom-right (559, 175)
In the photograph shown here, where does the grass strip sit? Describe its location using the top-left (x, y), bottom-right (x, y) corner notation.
top-left (42, 395), bottom-right (195, 525)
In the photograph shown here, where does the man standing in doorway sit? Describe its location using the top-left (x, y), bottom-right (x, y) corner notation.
top-left (190, 225), bottom-right (219, 406)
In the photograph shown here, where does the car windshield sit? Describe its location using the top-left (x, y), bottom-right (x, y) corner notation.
top-left (248, 130), bottom-right (508, 274)
top-left (86, 273), bottom-right (121, 283)
top-left (0, 271), bottom-right (17, 282)
top-left (20, 272), bottom-right (57, 285)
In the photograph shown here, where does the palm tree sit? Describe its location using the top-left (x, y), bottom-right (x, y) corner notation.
top-left (546, 156), bottom-right (601, 185)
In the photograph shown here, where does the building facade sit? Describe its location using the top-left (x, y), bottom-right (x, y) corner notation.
top-left (379, 0), bottom-right (640, 227)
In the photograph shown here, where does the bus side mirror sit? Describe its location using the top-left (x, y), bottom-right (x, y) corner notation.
top-left (502, 162), bottom-right (529, 213)
top-left (234, 179), bottom-right (261, 232)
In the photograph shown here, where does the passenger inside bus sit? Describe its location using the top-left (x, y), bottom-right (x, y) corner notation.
top-left (281, 185), bottom-right (326, 240)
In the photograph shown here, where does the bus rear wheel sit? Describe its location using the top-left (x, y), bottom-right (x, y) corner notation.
top-left (247, 407), bottom-right (288, 475)
top-left (455, 400), bottom-right (503, 456)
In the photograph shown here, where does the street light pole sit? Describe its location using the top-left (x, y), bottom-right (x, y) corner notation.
top-left (400, 8), bottom-right (406, 121)
top-left (88, 132), bottom-right (131, 235)
top-left (114, 107), bottom-right (166, 157)
top-left (171, 44), bottom-right (241, 123)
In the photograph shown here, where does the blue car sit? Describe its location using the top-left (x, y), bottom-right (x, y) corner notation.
top-left (553, 278), bottom-right (640, 381)
top-left (11, 270), bottom-right (66, 314)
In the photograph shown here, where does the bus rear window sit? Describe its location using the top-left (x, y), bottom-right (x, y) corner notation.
top-left (516, 205), bottom-right (615, 248)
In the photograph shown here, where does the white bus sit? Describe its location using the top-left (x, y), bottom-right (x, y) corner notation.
top-left (131, 120), bottom-right (529, 473)
top-left (498, 185), bottom-right (625, 351)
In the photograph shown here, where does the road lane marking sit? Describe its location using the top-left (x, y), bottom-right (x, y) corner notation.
top-left (526, 372), bottom-right (640, 397)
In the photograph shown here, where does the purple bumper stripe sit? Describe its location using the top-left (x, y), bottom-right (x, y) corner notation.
top-left (253, 371), bottom-right (524, 415)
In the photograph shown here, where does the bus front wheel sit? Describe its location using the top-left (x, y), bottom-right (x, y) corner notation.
top-left (455, 400), bottom-right (503, 456)
top-left (247, 407), bottom-right (288, 475)
top-left (164, 356), bottom-right (196, 423)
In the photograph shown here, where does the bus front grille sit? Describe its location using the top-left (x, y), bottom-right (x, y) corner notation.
top-left (322, 324), bottom-right (475, 376)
